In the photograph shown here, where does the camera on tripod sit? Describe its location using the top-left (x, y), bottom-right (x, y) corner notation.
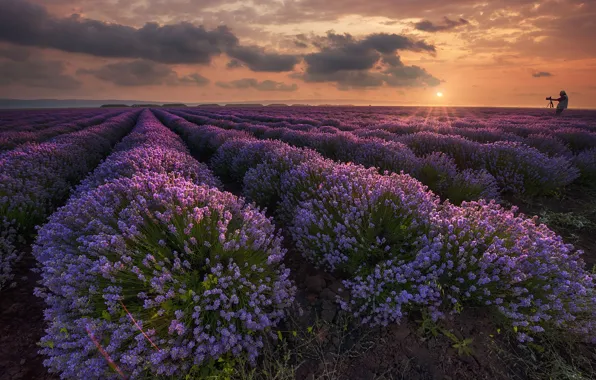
top-left (546, 96), bottom-right (554, 108)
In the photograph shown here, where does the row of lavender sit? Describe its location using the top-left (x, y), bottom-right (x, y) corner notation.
top-left (170, 109), bottom-right (580, 198)
top-left (170, 109), bottom-right (500, 202)
top-left (0, 109), bottom-right (109, 132)
top-left (0, 110), bottom-right (127, 152)
top-left (0, 111), bottom-right (139, 290)
top-left (184, 107), bottom-right (596, 153)
top-left (181, 107), bottom-right (596, 185)
top-left (0, 108), bottom-right (111, 131)
top-left (33, 111), bottom-right (295, 379)
top-left (156, 109), bottom-right (595, 346)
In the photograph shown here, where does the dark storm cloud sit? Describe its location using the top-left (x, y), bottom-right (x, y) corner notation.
top-left (297, 31), bottom-right (439, 90)
top-left (304, 32), bottom-right (435, 76)
top-left (296, 71), bottom-right (385, 89)
top-left (226, 45), bottom-right (299, 72)
top-left (298, 65), bottom-right (440, 90)
top-left (77, 60), bottom-right (210, 87)
top-left (383, 65), bottom-right (441, 87)
top-left (532, 71), bottom-right (553, 78)
top-left (414, 17), bottom-right (469, 32)
top-left (216, 78), bottom-right (298, 91)
top-left (0, 0), bottom-right (299, 71)
top-left (0, 52), bottom-right (81, 89)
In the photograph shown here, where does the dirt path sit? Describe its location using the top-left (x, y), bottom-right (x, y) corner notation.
top-left (0, 252), bottom-right (57, 380)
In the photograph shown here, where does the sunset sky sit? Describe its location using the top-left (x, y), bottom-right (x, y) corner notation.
top-left (0, 0), bottom-right (595, 107)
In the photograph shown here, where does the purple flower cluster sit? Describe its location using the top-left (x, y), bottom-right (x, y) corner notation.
top-left (286, 163), bottom-right (440, 274)
top-left (341, 201), bottom-right (595, 341)
top-left (418, 152), bottom-right (499, 204)
top-left (0, 218), bottom-right (22, 289)
top-left (398, 132), bottom-right (578, 195)
top-left (0, 111), bottom-right (138, 290)
top-left (34, 173), bottom-right (294, 379)
top-left (158, 109), bottom-right (595, 343)
top-left (522, 133), bottom-right (573, 158)
top-left (171, 107), bottom-right (596, 195)
top-left (167, 110), bottom-right (498, 203)
top-left (573, 148), bottom-right (596, 184)
top-left (75, 110), bottom-right (220, 195)
top-left (243, 146), bottom-right (322, 209)
top-left (483, 141), bottom-right (579, 195)
top-left (551, 127), bottom-right (596, 153)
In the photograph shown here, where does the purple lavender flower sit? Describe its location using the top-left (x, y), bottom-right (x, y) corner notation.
top-left (0, 111), bottom-right (139, 290)
top-left (34, 174), bottom-right (294, 378)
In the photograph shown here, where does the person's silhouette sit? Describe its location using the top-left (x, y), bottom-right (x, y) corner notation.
top-left (550, 90), bottom-right (568, 115)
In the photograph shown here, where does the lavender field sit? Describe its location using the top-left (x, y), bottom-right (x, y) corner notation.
top-left (1, 106), bottom-right (596, 380)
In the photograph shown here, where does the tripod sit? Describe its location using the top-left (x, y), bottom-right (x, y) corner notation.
top-left (547, 99), bottom-right (554, 108)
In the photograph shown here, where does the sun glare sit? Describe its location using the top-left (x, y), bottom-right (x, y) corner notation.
top-left (436, 92), bottom-right (443, 97)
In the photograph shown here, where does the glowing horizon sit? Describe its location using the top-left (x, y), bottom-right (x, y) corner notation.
top-left (0, 0), bottom-right (595, 108)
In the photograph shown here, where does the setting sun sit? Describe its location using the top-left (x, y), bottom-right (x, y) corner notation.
top-left (437, 92), bottom-right (443, 97)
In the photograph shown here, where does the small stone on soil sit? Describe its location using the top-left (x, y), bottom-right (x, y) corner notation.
top-left (327, 281), bottom-right (343, 294)
top-left (305, 275), bottom-right (326, 293)
top-left (320, 288), bottom-right (336, 301)
top-left (320, 300), bottom-right (337, 322)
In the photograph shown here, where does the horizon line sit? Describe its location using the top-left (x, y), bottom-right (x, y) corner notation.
top-left (1, 98), bottom-right (595, 110)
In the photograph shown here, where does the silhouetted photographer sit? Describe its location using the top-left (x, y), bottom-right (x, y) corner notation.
top-left (546, 90), bottom-right (568, 115)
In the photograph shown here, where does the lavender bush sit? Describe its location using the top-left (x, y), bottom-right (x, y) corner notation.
top-left (287, 166), bottom-right (439, 274)
top-left (34, 174), bottom-right (295, 379)
top-left (483, 141), bottom-right (579, 195)
top-left (573, 148), bottom-right (596, 185)
top-left (523, 133), bottom-right (573, 158)
top-left (243, 146), bottom-right (323, 209)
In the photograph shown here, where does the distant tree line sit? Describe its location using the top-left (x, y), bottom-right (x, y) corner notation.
top-left (99, 103), bottom-right (325, 108)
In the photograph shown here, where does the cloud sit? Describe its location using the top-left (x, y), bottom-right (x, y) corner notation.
top-left (414, 17), bottom-right (469, 32)
top-left (77, 60), bottom-right (210, 86)
top-left (226, 45), bottom-right (299, 72)
top-left (216, 78), bottom-right (298, 91)
top-left (0, 49), bottom-right (80, 89)
top-left (177, 73), bottom-right (210, 86)
top-left (383, 65), bottom-right (442, 87)
top-left (226, 59), bottom-right (243, 69)
top-left (261, 0), bottom-right (538, 24)
top-left (0, 0), bottom-right (298, 71)
top-left (296, 32), bottom-right (439, 90)
top-left (304, 32), bottom-right (435, 76)
top-left (297, 65), bottom-right (440, 90)
top-left (532, 71), bottom-right (553, 78)
top-left (0, 45), bottom-right (31, 61)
